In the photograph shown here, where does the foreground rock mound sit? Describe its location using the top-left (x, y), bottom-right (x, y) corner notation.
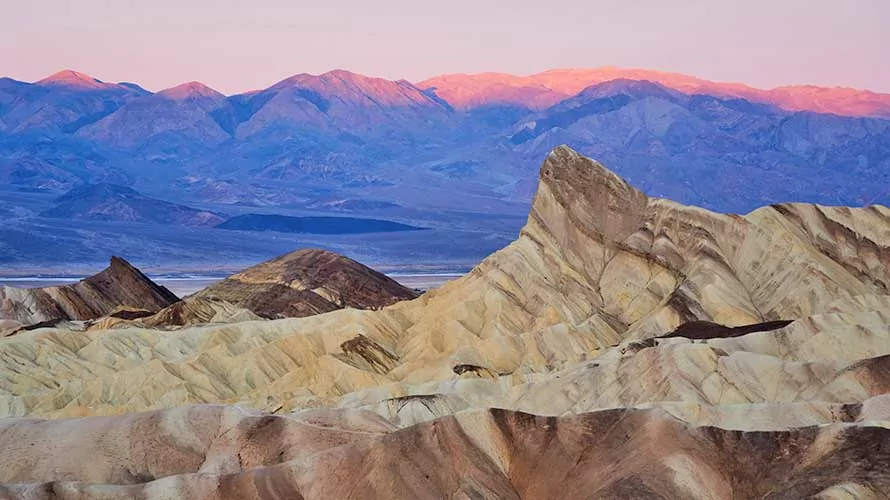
top-left (0, 147), bottom-right (888, 498)
top-left (0, 257), bottom-right (179, 327)
top-left (85, 298), bottom-right (262, 330)
top-left (1, 405), bottom-right (889, 499)
top-left (193, 248), bottom-right (420, 318)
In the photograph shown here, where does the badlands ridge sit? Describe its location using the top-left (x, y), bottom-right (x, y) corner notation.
top-left (0, 146), bottom-right (889, 498)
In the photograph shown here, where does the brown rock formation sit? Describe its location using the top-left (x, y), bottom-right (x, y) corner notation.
top-left (85, 298), bottom-right (262, 330)
top-left (0, 257), bottom-right (179, 325)
top-left (658, 319), bottom-right (794, 340)
top-left (192, 248), bottom-right (420, 318)
top-left (1, 405), bottom-right (889, 499)
top-left (0, 148), bottom-right (887, 420)
top-left (0, 147), bottom-right (888, 498)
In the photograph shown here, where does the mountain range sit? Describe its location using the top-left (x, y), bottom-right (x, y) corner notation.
top-left (1, 67), bottom-right (889, 268)
top-left (419, 67), bottom-right (890, 116)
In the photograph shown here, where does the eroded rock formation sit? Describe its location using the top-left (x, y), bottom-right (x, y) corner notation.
top-left (0, 146), bottom-right (888, 498)
top-left (84, 298), bottom-right (262, 330)
top-left (1, 404), bottom-right (890, 499)
top-left (192, 248), bottom-right (420, 318)
top-left (0, 257), bottom-right (179, 327)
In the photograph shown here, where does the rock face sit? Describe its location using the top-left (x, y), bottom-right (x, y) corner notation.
top-left (0, 147), bottom-right (889, 498)
top-left (0, 256), bottom-right (179, 325)
top-left (192, 248), bottom-right (420, 318)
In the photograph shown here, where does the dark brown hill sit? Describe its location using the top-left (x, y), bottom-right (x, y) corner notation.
top-left (193, 248), bottom-right (419, 319)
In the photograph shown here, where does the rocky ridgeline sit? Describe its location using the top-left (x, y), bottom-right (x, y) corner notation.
top-left (0, 146), bottom-right (888, 498)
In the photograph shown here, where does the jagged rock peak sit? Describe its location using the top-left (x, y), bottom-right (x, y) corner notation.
top-left (102, 256), bottom-right (179, 301)
top-left (528, 145), bottom-right (649, 244)
top-left (538, 145), bottom-right (643, 200)
top-left (0, 256), bottom-right (179, 326)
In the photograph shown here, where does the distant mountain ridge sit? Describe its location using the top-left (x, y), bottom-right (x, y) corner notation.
top-left (36, 69), bottom-right (136, 92)
top-left (75, 81), bottom-right (232, 148)
top-left (0, 256), bottom-right (179, 326)
top-left (0, 70), bottom-right (148, 137)
top-left (41, 183), bottom-right (224, 226)
top-left (4, 67), bottom-right (887, 141)
top-left (1, 66), bottom-right (890, 267)
top-left (418, 67), bottom-right (890, 117)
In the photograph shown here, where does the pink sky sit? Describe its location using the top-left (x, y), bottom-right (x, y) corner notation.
top-left (4, 0), bottom-right (889, 94)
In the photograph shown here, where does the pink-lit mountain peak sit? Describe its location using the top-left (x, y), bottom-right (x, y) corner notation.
top-left (278, 69), bottom-right (395, 87)
top-left (577, 78), bottom-right (679, 99)
top-left (36, 70), bottom-right (120, 91)
top-left (271, 69), bottom-right (438, 108)
top-left (158, 81), bottom-right (224, 101)
top-left (417, 67), bottom-right (890, 117)
top-left (417, 67), bottom-right (751, 110)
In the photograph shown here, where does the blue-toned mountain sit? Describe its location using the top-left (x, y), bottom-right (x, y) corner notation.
top-left (41, 183), bottom-right (224, 226)
top-left (507, 79), bottom-right (890, 211)
top-left (1, 68), bottom-right (889, 267)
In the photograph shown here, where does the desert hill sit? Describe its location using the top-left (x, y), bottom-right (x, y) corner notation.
top-left (0, 147), bottom-right (886, 416)
top-left (0, 147), bottom-right (888, 498)
top-left (192, 248), bottom-right (421, 318)
top-left (0, 256), bottom-right (179, 328)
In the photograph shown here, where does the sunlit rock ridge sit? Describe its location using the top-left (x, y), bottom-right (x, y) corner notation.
top-left (0, 256), bottom-right (179, 328)
top-left (0, 146), bottom-right (889, 499)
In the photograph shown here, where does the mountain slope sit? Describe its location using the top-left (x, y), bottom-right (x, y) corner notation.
top-left (231, 70), bottom-right (454, 141)
top-left (193, 248), bottom-right (420, 318)
top-left (506, 80), bottom-right (890, 211)
top-left (0, 148), bottom-right (889, 498)
top-left (76, 81), bottom-right (231, 148)
top-left (2, 405), bottom-right (889, 499)
top-left (40, 183), bottom-right (224, 226)
top-left (0, 256), bottom-right (179, 326)
top-left (0, 70), bottom-right (148, 136)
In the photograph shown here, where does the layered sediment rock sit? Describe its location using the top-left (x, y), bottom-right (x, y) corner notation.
top-left (2, 405), bottom-right (890, 499)
top-left (192, 248), bottom-right (420, 318)
top-left (0, 257), bottom-right (179, 326)
top-left (85, 298), bottom-right (262, 330)
top-left (0, 146), bottom-right (888, 498)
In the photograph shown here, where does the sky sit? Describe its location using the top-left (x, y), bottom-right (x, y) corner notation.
top-left (3, 0), bottom-right (889, 95)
